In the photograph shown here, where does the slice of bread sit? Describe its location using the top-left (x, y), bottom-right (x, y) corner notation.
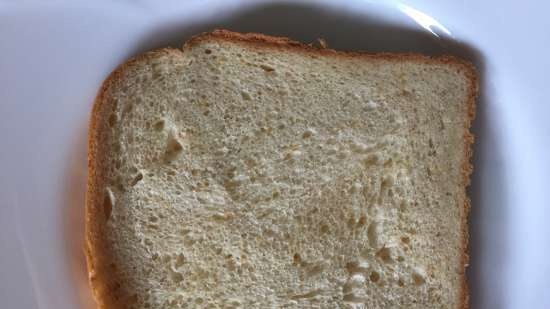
top-left (85, 30), bottom-right (477, 309)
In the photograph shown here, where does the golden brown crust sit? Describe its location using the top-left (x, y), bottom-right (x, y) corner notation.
top-left (187, 29), bottom-right (477, 74)
top-left (86, 29), bottom-right (478, 309)
top-left (458, 54), bottom-right (479, 309)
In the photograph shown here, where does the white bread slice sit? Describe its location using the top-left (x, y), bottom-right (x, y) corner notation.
top-left (86, 30), bottom-right (477, 309)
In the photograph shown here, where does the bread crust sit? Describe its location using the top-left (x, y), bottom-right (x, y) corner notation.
top-left (86, 29), bottom-right (477, 309)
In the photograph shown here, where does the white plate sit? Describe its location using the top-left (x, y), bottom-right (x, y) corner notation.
top-left (1, 1), bottom-right (549, 308)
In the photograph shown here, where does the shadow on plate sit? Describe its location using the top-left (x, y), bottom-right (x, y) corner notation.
top-left (65, 2), bottom-right (508, 309)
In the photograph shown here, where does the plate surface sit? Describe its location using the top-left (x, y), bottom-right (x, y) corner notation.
top-left (1, 1), bottom-right (549, 309)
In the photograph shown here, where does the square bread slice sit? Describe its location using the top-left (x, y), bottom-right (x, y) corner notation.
top-left (86, 30), bottom-right (477, 309)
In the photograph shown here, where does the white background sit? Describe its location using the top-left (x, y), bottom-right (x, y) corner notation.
top-left (1, 1), bottom-right (548, 308)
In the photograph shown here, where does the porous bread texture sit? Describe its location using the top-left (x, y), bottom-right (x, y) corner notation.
top-left (86, 30), bottom-right (477, 309)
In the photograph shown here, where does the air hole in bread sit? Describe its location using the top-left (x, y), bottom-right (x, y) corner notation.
top-left (346, 261), bottom-right (369, 274)
top-left (369, 271), bottom-right (380, 283)
top-left (412, 268), bottom-right (426, 285)
top-left (357, 215), bottom-right (367, 227)
top-left (174, 254), bottom-right (185, 267)
top-left (259, 64), bottom-right (275, 72)
top-left (376, 247), bottom-right (393, 263)
top-left (293, 253), bottom-right (302, 265)
top-left (153, 119), bottom-right (165, 131)
top-left (381, 175), bottom-right (394, 189)
top-left (165, 136), bottom-right (184, 161)
top-left (130, 172), bottom-right (143, 186)
top-left (398, 278), bottom-right (405, 287)
top-left (346, 214), bottom-right (356, 228)
top-left (363, 154), bottom-right (379, 167)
